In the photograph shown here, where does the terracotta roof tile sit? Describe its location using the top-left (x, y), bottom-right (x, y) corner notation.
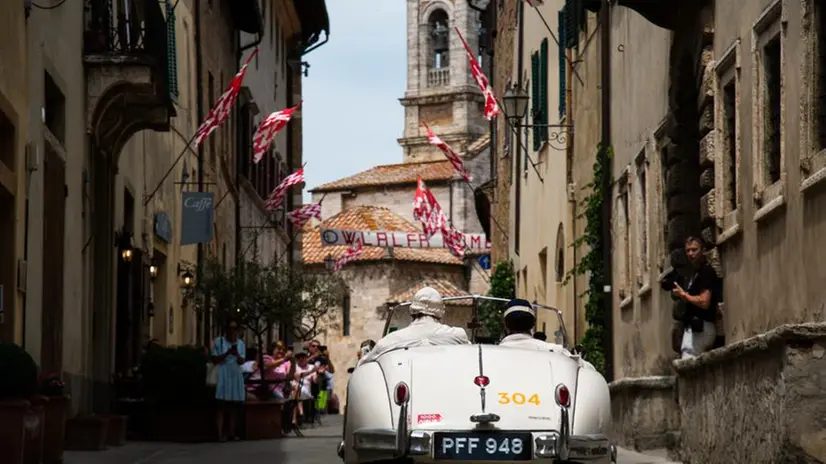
top-left (302, 206), bottom-right (462, 266)
top-left (386, 279), bottom-right (471, 306)
top-left (310, 160), bottom-right (455, 192)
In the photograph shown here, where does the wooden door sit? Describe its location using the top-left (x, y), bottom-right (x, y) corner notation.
top-left (41, 148), bottom-right (66, 374)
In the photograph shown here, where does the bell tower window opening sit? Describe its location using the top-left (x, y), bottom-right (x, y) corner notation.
top-left (429, 10), bottom-right (450, 70)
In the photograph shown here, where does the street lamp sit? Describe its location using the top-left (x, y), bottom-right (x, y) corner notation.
top-left (178, 263), bottom-right (195, 288)
top-left (503, 84), bottom-right (530, 123)
top-left (149, 264), bottom-right (158, 280)
top-left (468, 0), bottom-right (491, 11)
top-left (115, 229), bottom-right (134, 263)
top-left (325, 253), bottom-right (336, 271)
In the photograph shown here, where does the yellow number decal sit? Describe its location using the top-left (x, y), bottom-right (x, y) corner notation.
top-left (497, 392), bottom-right (540, 405)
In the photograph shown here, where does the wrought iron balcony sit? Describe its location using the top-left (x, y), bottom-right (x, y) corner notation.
top-left (84, 0), bottom-right (172, 97)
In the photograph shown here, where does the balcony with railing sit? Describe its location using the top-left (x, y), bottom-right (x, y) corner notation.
top-left (84, 0), bottom-right (176, 157)
top-left (427, 68), bottom-right (450, 88)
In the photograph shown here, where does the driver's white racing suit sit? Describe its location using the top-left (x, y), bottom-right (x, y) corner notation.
top-left (499, 333), bottom-right (597, 371)
top-left (357, 316), bottom-right (469, 366)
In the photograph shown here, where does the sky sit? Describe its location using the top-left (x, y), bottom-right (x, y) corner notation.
top-left (301, 0), bottom-right (408, 202)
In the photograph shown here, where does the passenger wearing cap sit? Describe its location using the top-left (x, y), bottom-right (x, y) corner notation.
top-left (357, 286), bottom-right (469, 366)
top-left (498, 299), bottom-right (565, 352)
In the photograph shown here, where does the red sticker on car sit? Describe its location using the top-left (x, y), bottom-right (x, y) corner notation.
top-left (417, 413), bottom-right (442, 423)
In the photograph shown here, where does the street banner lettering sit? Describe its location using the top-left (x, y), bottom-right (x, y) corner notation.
top-left (320, 228), bottom-right (491, 251)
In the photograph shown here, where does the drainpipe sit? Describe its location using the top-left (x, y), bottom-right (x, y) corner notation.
top-left (194, 0), bottom-right (205, 345)
top-left (235, 32), bottom-right (263, 268)
top-left (599, 0), bottom-right (614, 381)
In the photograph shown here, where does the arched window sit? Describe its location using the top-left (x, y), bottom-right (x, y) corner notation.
top-left (429, 10), bottom-right (450, 69)
top-left (555, 224), bottom-right (565, 282)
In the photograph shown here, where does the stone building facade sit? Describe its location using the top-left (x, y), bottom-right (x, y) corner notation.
top-left (302, 206), bottom-right (472, 404)
top-left (558, 0), bottom-right (826, 462)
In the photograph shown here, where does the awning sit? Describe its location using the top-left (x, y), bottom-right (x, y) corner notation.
top-left (615, 0), bottom-right (701, 30)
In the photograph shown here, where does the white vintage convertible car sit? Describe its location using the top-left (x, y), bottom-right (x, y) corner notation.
top-left (339, 295), bottom-right (615, 464)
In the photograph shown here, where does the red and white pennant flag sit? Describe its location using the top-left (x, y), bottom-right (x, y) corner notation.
top-left (413, 176), bottom-right (447, 239)
top-left (263, 167), bottom-right (304, 212)
top-left (333, 239), bottom-right (364, 271)
top-left (422, 122), bottom-right (472, 182)
top-left (411, 177), bottom-right (467, 258)
top-left (287, 202), bottom-right (322, 228)
top-left (252, 103), bottom-right (301, 164)
top-left (193, 49), bottom-right (258, 148)
top-left (455, 27), bottom-right (500, 121)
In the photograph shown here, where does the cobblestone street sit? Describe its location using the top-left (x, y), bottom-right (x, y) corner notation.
top-left (64, 415), bottom-right (679, 464)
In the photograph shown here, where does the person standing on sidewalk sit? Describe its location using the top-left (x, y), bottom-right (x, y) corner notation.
top-left (211, 318), bottom-right (246, 441)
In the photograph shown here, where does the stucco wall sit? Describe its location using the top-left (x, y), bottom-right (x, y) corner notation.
top-left (24, 0), bottom-right (88, 407)
top-left (0, 0), bottom-right (28, 343)
top-left (712, 0), bottom-right (826, 344)
top-left (607, 8), bottom-right (674, 378)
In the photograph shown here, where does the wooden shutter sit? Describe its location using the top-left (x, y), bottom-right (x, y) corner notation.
top-left (764, 38), bottom-right (782, 183)
top-left (540, 38), bottom-right (549, 143)
top-left (558, 9), bottom-right (567, 119)
top-left (531, 52), bottom-right (541, 151)
top-left (564, 0), bottom-right (577, 49)
top-left (165, 0), bottom-right (178, 98)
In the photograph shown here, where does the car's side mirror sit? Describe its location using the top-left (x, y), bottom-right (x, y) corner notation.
top-left (347, 367), bottom-right (355, 374)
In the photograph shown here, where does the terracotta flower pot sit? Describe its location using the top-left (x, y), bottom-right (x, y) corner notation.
top-left (0, 400), bottom-right (30, 464)
top-left (64, 415), bottom-right (109, 451)
top-left (103, 415), bottom-right (127, 447)
top-left (244, 399), bottom-right (283, 440)
top-left (24, 398), bottom-right (45, 464)
top-left (41, 396), bottom-right (69, 464)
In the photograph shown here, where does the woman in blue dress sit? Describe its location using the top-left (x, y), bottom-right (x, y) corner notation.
top-left (211, 319), bottom-right (246, 441)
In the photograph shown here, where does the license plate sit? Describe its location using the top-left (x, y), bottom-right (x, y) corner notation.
top-left (434, 432), bottom-right (532, 460)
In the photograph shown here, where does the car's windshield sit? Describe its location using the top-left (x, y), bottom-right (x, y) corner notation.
top-left (382, 295), bottom-right (569, 348)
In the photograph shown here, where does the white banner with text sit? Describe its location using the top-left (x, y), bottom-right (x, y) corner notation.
top-left (319, 228), bottom-right (491, 251)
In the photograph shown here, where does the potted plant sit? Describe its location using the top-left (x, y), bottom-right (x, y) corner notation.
top-left (201, 257), bottom-right (344, 440)
top-left (36, 373), bottom-right (69, 464)
top-left (0, 341), bottom-right (38, 464)
top-left (140, 344), bottom-right (213, 442)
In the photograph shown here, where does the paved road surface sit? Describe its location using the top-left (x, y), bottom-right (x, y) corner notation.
top-left (64, 415), bottom-right (679, 464)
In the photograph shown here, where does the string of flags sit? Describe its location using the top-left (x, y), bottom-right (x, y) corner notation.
top-left (191, 29), bottom-right (504, 269)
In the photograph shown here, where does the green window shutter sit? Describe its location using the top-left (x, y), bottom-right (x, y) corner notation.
top-left (531, 52), bottom-right (541, 151)
top-left (558, 9), bottom-right (567, 119)
top-left (165, 0), bottom-right (179, 99)
top-left (540, 38), bottom-right (549, 143)
top-left (578, 0), bottom-right (586, 33)
top-left (564, 0), bottom-right (577, 49)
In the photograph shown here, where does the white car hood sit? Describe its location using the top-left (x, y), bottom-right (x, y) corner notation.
top-left (376, 344), bottom-right (579, 431)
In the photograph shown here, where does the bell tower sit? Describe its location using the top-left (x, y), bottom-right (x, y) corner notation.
top-left (399, 0), bottom-right (489, 163)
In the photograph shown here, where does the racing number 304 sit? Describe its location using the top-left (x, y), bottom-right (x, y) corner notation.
top-left (498, 392), bottom-right (540, 405)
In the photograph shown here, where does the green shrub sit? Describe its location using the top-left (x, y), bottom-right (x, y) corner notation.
top-left (140, 345), bottom-right (211, 410)
top-left (0, 341), bottom-right (38, 400)
top-left (478, 260), bottom-right (516, 339)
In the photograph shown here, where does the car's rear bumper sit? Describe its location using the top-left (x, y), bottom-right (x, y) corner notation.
top-left (351, 428), bottom-right (615, 463)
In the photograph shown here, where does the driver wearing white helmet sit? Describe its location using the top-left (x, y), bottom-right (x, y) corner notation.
top-left (357, 286), bottom-right (469, 366)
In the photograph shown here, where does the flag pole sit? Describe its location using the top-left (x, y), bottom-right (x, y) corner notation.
top-left (143, 133), bottom-right (198, 206)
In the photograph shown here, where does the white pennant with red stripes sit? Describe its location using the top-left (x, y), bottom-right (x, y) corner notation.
top-left (193, 49), bottom-right (258, 148)
top-left (421, 122), bottom-right (472, 182)
top-left (333, 239), bottom-right (364, 271)
top-left (252, 103), bottom-right (301, 164)
top-left (455, 28), bottom-right (500, 121)
top-left (263, 168), bottom-right (305, 212)
top-left (287, 202), bottom-right (322, 228)
top-left (413, 176), bottom-right (448, 239)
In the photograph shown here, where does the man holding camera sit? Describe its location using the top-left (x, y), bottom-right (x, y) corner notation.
top-left (665, 236), bottom-right (721, 359)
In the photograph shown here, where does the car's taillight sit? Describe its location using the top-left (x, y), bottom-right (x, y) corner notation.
top-left (473, 375), bottom-right (490, 387)
top-left (555, 384), bottom-right (570, 407)
top-left (394, 381), bottom-right (410, 405)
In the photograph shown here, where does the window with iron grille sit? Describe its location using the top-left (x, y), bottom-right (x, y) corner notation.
top-left (763, 36), bottom-right (782, 185)
top-left (723, 81), bottom-right (737, 211)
